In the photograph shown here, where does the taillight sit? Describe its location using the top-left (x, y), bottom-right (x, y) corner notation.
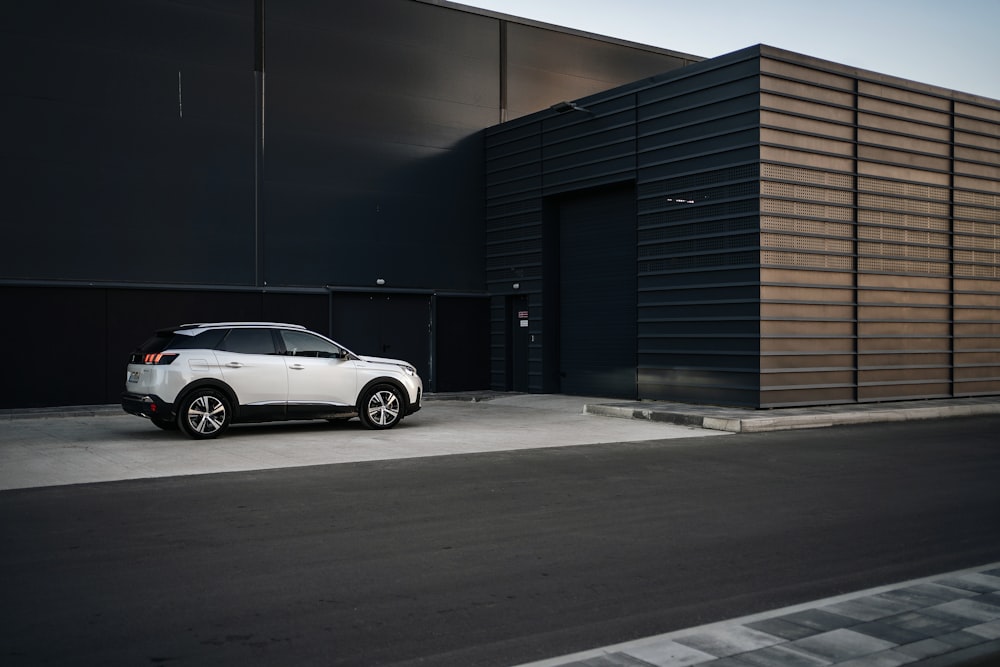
top-left (143, 352), bottom-right (178, 365)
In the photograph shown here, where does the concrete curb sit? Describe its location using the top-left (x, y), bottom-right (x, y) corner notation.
top-left (584, 400), bottom-right (1000, 433)
top-left (0, 405), bottom-right (124, 421)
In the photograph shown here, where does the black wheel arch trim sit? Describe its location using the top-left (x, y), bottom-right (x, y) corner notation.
top-left (357, 377), bottom-right (412, 414)
top-left (175, 379), bottom-right (240, 419)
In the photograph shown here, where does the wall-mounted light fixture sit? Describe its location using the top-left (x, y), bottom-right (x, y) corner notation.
top-left (376, 278), bottom-right (386, 286)
top-left (512, 282), bottom-right (520, 290)
top-left (550, 100), bottom-right (591, 114)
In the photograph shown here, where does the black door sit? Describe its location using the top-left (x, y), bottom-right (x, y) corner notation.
top-left (558, 183), bottom-right (636, 398)
top-left (435, 296), bottom-right (490, 392)
top-left (506, 294), bottom-right (529, 392)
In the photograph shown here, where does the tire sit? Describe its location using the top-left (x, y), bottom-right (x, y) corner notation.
top-left (177, 388), bottom-right (232, 439)
top-left (151, 416), bottom-right (178, 431)
top-left (358, 383), bottom-right (404, 430)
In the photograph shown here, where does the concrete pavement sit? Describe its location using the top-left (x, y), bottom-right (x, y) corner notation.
top-left (0, 393), bottom-right (725, 491)
top-left (3, 392), bottom-right (1000, 666)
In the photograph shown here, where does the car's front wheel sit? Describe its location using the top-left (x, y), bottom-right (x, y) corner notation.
top-left (177, 388), bottom-right (232, 439)
top-left (359, 384), bottom-right (404, 430)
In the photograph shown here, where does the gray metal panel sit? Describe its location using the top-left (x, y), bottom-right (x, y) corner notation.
top-left (4, 0), bottom-right (694, 294)
top-left (1, 0), bottom-right (256, 285)
top-left (263, 0), bottom-right (498, 290)
top-left (504, 23), bottom-right (693, 120)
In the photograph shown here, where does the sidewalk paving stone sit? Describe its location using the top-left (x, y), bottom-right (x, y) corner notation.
top-left (923, 599), bottom-right (1000, 625)
top-left (821, 596), bottom-right (920, 623)
top-left (672, 625), bottom-right (784, 657)
top-left (784, 629), bottom-right (896, 662)
top-left (968, 620), bottom-right (1000, 640)
top-left (768, 609), bottom-right (857, 633)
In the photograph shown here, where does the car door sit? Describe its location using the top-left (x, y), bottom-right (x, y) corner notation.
top-left (278, 330), bottom-right (358, 417)
top-left (213, 328), bottom-right (288, 419)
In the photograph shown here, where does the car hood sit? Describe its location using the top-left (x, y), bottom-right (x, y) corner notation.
top-left (358, 355), bottom-right (413, 368)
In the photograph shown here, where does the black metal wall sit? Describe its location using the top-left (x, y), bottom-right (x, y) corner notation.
top-left (485, 51), bottom-right (762, 403)
top-left (0, 0), bottom-right (698, 408)
top-left (634, 54), bottom-right (762, 405)
top-left (264, 0), bottom-right (496, 289)
top-left (2, 0), bottom-right (257, 285)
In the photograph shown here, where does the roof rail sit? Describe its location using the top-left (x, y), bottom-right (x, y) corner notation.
top-left (178, 322), bottom-right (308, 330)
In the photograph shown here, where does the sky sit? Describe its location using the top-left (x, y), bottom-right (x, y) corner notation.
top-left (456, 0), bottom-right (1000, 101)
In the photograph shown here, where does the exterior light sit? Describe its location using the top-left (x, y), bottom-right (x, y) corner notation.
top-left (550, 100), bottom-right (591, 114)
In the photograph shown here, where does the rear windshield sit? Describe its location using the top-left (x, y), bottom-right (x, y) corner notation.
top-left (137, 328), bottom-right (228, 353)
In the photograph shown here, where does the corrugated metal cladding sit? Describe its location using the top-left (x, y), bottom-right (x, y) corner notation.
top-left (486, 45), bottom-right (1000, 408)
top-left (0, 0), bottom-right (698, 409)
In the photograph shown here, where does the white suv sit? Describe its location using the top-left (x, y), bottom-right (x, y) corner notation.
top-left (122, 322), bottom-right (422, 439)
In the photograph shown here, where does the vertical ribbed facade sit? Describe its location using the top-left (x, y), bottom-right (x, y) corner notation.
top-left (486, 45), bottom-right (1000, 408)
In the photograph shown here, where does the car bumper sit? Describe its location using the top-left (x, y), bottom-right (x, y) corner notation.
top-left (121, 392), bottom-right (174, 420)
top-left (407, 388), bottom-right (422, 415)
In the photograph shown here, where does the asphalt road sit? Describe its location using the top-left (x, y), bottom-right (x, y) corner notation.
top-left (2, 416), bottom-right (1000, 666)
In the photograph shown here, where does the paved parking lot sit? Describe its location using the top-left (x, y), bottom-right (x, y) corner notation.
top-left (0, 394), bottom-right (725, 491)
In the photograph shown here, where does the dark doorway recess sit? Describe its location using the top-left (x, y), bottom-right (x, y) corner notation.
top-left (435, 296), bottom-right (490, 392)
top-left (556, 183), bottom-right (637, 399)
top-left (505, 294), bottom-right (530, 391)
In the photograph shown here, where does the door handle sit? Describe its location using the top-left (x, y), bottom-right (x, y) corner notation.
top-left (289, 364), bottom-right (305, 370)
top-left (226, 362), bottom-right (243, 368)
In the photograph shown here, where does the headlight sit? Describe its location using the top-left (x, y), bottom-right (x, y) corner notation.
top-left (402, 365), bottom-right (416, 376)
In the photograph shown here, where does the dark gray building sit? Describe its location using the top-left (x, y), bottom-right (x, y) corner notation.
top-left (4, 3), bottom-right (998, 411)
top-left (486, 45), bottom-right (1000, 407)
top-left (0, 0), bottom-right (698, 409)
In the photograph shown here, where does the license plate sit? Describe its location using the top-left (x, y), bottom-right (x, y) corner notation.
top-left (128, 371), bottom-right (140, 383)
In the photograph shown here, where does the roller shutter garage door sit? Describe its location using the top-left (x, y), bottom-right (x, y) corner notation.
top-left (558, 183), bottom-right (636, 398)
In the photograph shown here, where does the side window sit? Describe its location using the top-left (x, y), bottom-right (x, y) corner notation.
top-left (170, 329), bottom-right (228, 350)
top-left (280, 330), bottom-right (343, 358)
top-left (218, 328), bottom-right (277, 355)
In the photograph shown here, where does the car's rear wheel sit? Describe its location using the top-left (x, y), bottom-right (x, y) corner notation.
top-left (359, 384), bottom-right (403, 430)
top-left (177, 388), bottom-right (231, 439)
